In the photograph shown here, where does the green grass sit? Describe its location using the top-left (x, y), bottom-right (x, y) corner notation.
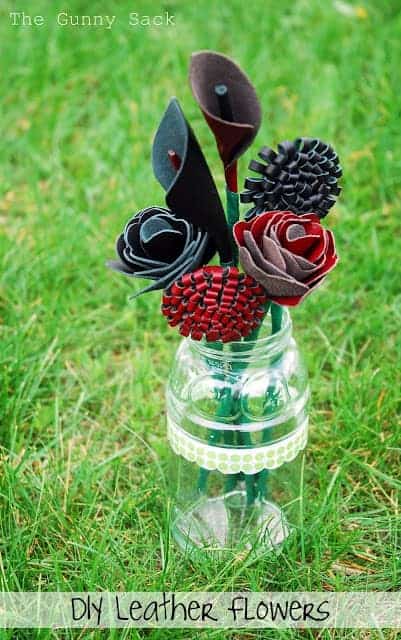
top-left (1, 0), bottom-right (401, 638)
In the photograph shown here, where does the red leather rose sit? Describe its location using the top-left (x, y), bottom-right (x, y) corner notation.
top-left (233, 211), bottom-right (338, 306)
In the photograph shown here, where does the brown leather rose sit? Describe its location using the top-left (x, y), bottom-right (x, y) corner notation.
top-left (233, 211), bottom-right (338, 306)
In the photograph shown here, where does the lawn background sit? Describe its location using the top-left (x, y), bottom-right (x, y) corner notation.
top-left (0, 0), bottom-right (400, 638)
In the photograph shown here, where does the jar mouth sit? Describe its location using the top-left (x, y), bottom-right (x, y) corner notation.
top-left (188, 307), bottom-right (292, 362)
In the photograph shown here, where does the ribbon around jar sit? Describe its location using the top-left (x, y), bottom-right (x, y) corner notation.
top-left (167, 416), bottom-right (308, 475)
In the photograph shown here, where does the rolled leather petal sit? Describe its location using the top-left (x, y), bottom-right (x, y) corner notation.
top-left (107, 206), bottom-right (215, 296)
top-left (189, 51), bottom-right (262, 168)
top-left (239, 247), bottom-right (309, 298)
top-left (244, 231), bottom-right (287, 276)
top-left (241, 138), bottom-right (342, 219)
top-left (260, 235), bottom-right (287, 271)
top-left (162, 266), bottom-right (269, 342)
top-left (234, 211), bottom-right (338, 306)
top-left (278, 245), bottom-right (320, 281)
top-left (152, 98), bottom-right (232, 264)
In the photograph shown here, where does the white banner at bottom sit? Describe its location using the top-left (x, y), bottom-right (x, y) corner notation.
top-left (0, 592), bottom-right (400, 628)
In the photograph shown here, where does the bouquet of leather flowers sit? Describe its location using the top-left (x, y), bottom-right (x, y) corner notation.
top-left (107, 51), bottom-right (342, 502)
top-left (108, 51), bottom-right (341, 341)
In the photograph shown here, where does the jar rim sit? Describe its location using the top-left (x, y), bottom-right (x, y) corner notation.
top-left (188, 307), bottom-right (292, 362)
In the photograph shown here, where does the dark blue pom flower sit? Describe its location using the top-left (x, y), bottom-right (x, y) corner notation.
top-left (241, 138), bottom-right (342, 220)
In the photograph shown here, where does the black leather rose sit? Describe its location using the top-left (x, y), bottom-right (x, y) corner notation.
top-left (107, 206), bottom-right (215, 296)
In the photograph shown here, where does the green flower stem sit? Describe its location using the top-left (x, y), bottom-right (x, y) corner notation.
top-left (220, 322), bottom-right (237, 489)
top-left (226, 188), bottom-right (240, 266)
top-left (256, 400), bottom-right (273, 500)
top-left (198, 338), bottom-right (239, 494)
top-left (197, 385), bottom-right (233, 493)
top-left (224, 301), bottom-right (270, 504)
top-left (197, 341), bottom-right (224, 494)
top-left (271, 302), bottom-right (283, 334)
top-left (237, 428), bottom-right (257, 506)
top-left (223, 428), bottom-right (238, 492)
top-left (256, 303), bottom-right (284, 500)
top-left (225, 339), bottom-right (249, 494)
top-left (233, 303), bottom-right (284, 504)
top-left (197, 427), bottom-right (221, 494)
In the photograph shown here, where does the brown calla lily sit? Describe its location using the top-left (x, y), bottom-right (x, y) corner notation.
top-left (189, 51), bottom-right (262, 175)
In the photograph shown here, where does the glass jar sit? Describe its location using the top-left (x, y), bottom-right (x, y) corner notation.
top-left (166, 308), bottom-right (309, 554)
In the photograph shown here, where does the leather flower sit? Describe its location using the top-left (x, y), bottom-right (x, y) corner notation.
top-left (189, 51), bottom-right (261, 170)
top-left (108, 206), bottom-right (214, 296)
top-left (152, 98), bottom-right (232, 264)
top-left (234, 211), bottom-right (338, 306)
top-left (241, 138), bottom-right (342, 220)
top-left (162, 266), bottom-right (268, 342)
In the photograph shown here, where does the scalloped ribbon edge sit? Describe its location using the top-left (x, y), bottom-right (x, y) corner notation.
top-left (167, 417), bottom-right (308, 475)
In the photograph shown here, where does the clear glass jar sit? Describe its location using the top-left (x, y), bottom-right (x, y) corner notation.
top-left (166, 308), bottom-right (309, 555)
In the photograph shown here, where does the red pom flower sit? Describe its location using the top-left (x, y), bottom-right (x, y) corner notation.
top-left (233, 211), bottom-right (338, 306)
top-left (162, 266), bottom-right (268, 342)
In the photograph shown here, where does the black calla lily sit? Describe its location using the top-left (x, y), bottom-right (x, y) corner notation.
top-left (152, 98), bottom-right (233, 264)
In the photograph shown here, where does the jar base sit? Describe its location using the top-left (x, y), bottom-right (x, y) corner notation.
top-left (171, 490), bottom-right (290, 555)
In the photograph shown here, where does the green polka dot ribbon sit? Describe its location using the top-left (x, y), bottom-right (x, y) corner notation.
top-left (167, 417), bottom-right (308, 475)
